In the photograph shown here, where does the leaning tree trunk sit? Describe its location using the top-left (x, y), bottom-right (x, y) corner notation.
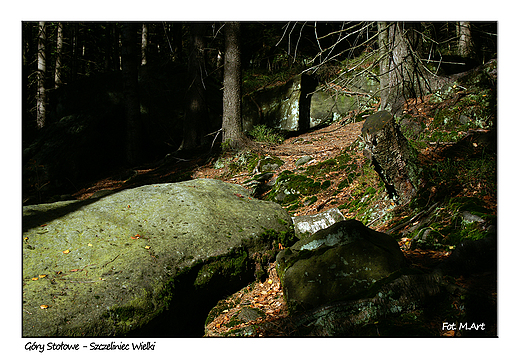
top-left (361, 111), bottom-right (422, 204)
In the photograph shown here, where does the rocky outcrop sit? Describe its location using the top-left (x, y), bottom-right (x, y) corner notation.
top-left (242, 74), bottom-right (318, 133)
top-left (276, 219), bottom-right (406, 314)
top-left (242, 72), bottom-right (378, 133)
top-left (22, 178), bottom-right (294, 337)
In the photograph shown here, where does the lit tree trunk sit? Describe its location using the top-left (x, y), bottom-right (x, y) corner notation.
top-left (54, 22), bottom-right (64, 88)
top-left (141, 23), bottom-right (148, 66)
top-left (457, 21), bottom-right (473, 58)
top-left (222, 21), bottom-right (247, 149)
top-left (178, 23), bottom-right (207, 151)
top-left (121, 23), bottom-right (142, 164)
top-left (105, 23), bottom-right (121, 71)
top-left (378, 21), bottom-right (390, 111)
top-left (379, 22), bottom-right (425, 116)
top-left (36, 21), bottom-right (46, 129)
top-left (71, 23), bottom-right (79, 81)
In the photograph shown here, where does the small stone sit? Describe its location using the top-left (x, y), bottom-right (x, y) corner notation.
top-left (461, 210), bottom-right (484, 223)
top-left (295, 155), bottom-right (313, 167)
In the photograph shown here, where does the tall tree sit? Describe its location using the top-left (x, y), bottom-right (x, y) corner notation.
top-left (222, 22), bottom-right (248, 149)
top-left (456, 21), bottom-right (473, 58)
top-left (121, 23), bottom-right (142, 164)
top-left (378, 22), bottom-right (427, 115)
top-left (178, 23), bottom-right (208, 151)
top-left (378, 22), bottom-right (390, 110)
top-left (36, 21), bottom-right (46, 129)
top-left (104, 22), bottom-right (120, 71)
top-left (54, 22), bottom-right (64, 88)
top-left (141, 23), bottom-right (148, 66)
top-left (71, 23), bottom-right (80, 81)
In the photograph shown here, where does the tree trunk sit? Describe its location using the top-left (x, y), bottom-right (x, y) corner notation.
top-left (378, 22), bottom-right (389, 110)
top-left (71, 23), bottom-right (79, 81)
top-left (36, 21), bottom-right (46, 129)
top-left (361, 111), bottom-right (422, 204)
top-left (379, 22), bottom-right (426, 116)
top-left (141, 23), bottom-right (148, 66)
top-left (178, 23), bottom-right (207, 151)
top-left (121, 23), bottom-right (142, 165)
top-left (54, 22), bottom-right (64, 88)
top-left (222, 22), bottom-right (247, 149)
top-left (457, 21), bottom-right (473, 58)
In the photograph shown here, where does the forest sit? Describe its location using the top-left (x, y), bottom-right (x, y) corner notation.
top-left (22, 21), bottom-right (497, 200)
top-left (21, 21), bottom-right (498, 338)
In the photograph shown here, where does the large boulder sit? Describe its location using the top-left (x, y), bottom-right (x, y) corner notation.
top-left (276, 219), bottom-right (406, 314)
top-left (22, 178), bottom-right (294, 337)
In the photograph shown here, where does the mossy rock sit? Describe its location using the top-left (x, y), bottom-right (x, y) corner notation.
top-left (276, 220), bottom-right (406, 314)
top-left (266, 171), bottom-right (324, 206)
top-left (255, 156), bottom-right (284, 173)
top-left (22, 178), bottom-right (293, 337)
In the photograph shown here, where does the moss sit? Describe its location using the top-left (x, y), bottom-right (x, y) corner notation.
top-left (321, 180), bottom-right (331, 190)
top-left (304, 159), bottom-right (338, 178)
top-left (266, 171), bottom-right (325, 206)
top-left (304, 196), bottom-right (318, 206)
top-left (194, 250), bottom-right (249, 288)
top-left (338, 173), bottom-right (357, 190)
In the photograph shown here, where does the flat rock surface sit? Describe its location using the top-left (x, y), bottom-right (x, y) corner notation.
top-left (22, 178), bottom-right (292, 337)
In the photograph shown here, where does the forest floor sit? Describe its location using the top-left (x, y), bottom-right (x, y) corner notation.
top-left (25, 60), bottom-right (497, 336)
top-left (66, 105), bottom-right (496, 336)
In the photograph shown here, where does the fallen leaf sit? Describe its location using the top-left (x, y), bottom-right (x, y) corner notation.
top-left (144, 245), bottom-right (151, 250)
top-left (62, 249), bottom-right (70, 254)
top-left (31, 277), bottom-right (38, 281)
top-left (40, 305), bottom-right (49, 309)
top-left (38, 274), bottom-right (47, 278)
top-left (88, 243), bottom-right (93, 247)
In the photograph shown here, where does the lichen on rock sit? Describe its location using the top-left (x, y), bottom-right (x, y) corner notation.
top-left (276, 219), bottom-right (406, 314)
top-left (22, 178), bottom-right (293, 337)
